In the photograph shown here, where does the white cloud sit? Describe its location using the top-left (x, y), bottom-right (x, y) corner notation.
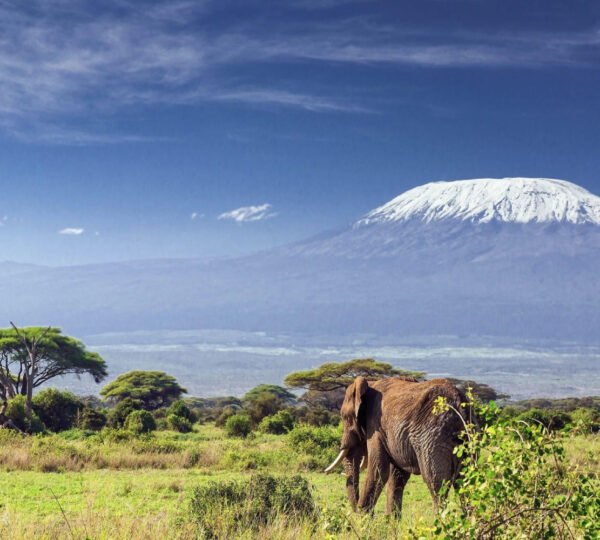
top-left (59, 227), bottom-right (85, 235)
top-left (218, 203), bottom-right (277, 223)
top-left (190, 212), bottom-right (204, 220)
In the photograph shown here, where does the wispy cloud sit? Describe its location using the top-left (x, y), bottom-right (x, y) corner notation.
top-left (190, 212), bottom-right (204, 220)
top-left (218, 204), bottom-right (277, 223)
top-left (58, 227), bottom-right (85, 235)
top-left (0, 1), bottom-right (597, 143)
top-left (214, 88), bottom-right (372, 113)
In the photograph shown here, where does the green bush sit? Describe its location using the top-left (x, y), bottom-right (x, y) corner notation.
top-left (167, 399), bottom-right (195, 422)
top-left (215, 406), bottom-right (237, 427)
top-left (259, 409), bottom-right (295, 434)
top-left (124, 410), bottom-right (156, 434)
top-left (5, 395), bottom-right (45, 433)
top-left (106, 398), bottom-right (144, 428)
top-left (224, 413), bottom-right (252, 438)
top-left (295, 405), bottom-right (339, 427)
top-left (287, 424), bottom-right (341, 468)
top-left (570, 407), bottom-right (600, 433)
top-left (76, 407), bottom-right (107, 431)
top-left (517, 407), bottom-right (572, 431)
top-left (32, 389), bottom-right (84, 432)
top-left (167, 413), bottom-right (193, 433)
top-left (417, 394), bottom-right (600, 539)
top-left (189, 474), bottom-right (316, 537)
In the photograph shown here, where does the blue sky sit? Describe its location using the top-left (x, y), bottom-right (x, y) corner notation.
top-left (1, 0), bottom-right (599, 265)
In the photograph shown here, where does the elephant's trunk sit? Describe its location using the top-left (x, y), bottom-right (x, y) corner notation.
top-left (344, 450), bottom-right (361, 510)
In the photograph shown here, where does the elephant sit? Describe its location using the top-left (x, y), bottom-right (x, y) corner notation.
top-left (324, 376), bottom-right (468, 516)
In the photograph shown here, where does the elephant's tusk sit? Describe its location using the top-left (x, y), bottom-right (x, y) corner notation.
top-left (324, 449), bottom-right (349, 473)
top-left (360, 456), bottom-right (367, 470)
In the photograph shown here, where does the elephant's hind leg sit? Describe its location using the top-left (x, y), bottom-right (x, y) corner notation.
top-left (385, 465), bottom-right (410, 517)
top-left (418, 446), bottom-right (457, 510)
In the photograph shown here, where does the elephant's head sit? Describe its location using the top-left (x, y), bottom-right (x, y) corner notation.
top-left (324, 376), bottom-right (369, 509)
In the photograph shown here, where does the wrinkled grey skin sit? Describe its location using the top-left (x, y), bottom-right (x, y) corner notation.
top-left (334, 376), bottom-right (466, 516)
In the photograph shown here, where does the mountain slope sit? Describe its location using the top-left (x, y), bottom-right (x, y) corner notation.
top-left (1, 177), bottom-right (599, 341)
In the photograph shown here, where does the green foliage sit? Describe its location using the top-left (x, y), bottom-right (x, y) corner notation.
top-left (287, 424), bottom-right (341, 469)
top-left (511, 396), bottom-right (600, 413)
top-left (76, 407), bottom-right (107, 431)
top-left (224, 413), bottom-right (252, 438)
top-left (32, 388), bottom-right (84, 432)
top-left (0, 326), bottom-right (107, 396)
top-left (100, 371), bottom-right (186, 410)
top-left (167, 413), bottom-right (193, 433)
top-left (259, 409), bottom-right (295, 434)
top-left (166, 400), bottom-right (194, 422)
top-left (124, 410), bottom-right (156, 435)
top-left (284, 358), bottom-right (424, 392)
top-left (215, 406), bottom-right (237, 427)
top-left (188, 474), bottom-right (316, 538)
top-left (106, 398), bottom-right (144, 428)
top-left (244, 384), bottom-right (297, 404)
top-left (294, 405), bottom-right (340, 426)
top-left (5, 395), bottom-right (45, 433)
top-left (570, 407), bottom-right (600, 433)
top-left (245, 392), bottom-right (286, 424)
top-left (516, 407), bottom-right (572, 431)
top-left (185, 396), bottom-right (242, 423)
top-left (424, 395), bottom-right (600, 539)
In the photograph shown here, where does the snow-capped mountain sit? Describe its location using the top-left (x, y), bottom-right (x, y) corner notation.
top-left (1, 177), bottom-right (600, 341)
top-left (355, 178), bottom-right (600, 226)
top-left (284, 178), bottom-right (600, 260)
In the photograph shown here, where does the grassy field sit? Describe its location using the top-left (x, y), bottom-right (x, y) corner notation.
top-left (0, 425), bottom-right (597, 539)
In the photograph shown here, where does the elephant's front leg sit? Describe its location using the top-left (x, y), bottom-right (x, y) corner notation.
top-left (385, 464), bottom-right (410, 517)
top-left (358, 434), bottom-right (390, 512)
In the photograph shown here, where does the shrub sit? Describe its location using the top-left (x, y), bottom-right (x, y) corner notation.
top-left (124, 410), bottom-right (156, 434)
top-left (76, 407), bottom-right (107, 431)
top-left (259, 409), bottom-right (295, 435)
top-left (32, 389), bottom-right (84, 432)
top-left (224, 413), bottom-right (252, 438)
top-left (244, 393), bottom-right (285, 424)
top-left (167, 399), bottom-right (195, 422)
top-left (570, 407), bottom-right (600, 433)
top-left (215, 406), bottom-right (236, 427)
top-left (517, 407), bottom-right (572, 431)
top-left (106, 398), bottom-right (144, 428)
top-left (421, 394), bottom-right (600, 539)
top-left (287, 424), bottom-right (341, 469)
top-left (5, 395), bottom-right (45, 433)
top-left (295, 405), bottom-right (339, 426)
top-left (189, 474), bottom-right (316, 537)
top-left (167, 413), bottom-right (193, 433)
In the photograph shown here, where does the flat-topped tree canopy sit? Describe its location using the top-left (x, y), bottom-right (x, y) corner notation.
top-left (0, 326), bottom-right (107, 400)
top-left (284, 359), bottom-right (425, 392)
top-left (100, 370), bottom-right (186, 410)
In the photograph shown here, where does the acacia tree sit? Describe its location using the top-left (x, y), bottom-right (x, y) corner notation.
top-left (284, 358), bottom-right (425, 410)
top-left (0, 323), bottom-right (107, 420)
top-left (100, 370), bottom-right (186, 410)
top-left (285, 358), bottom-right (424, 392)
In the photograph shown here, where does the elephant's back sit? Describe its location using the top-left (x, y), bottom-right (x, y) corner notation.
top-left (377, 378), bottom-right (467, 427)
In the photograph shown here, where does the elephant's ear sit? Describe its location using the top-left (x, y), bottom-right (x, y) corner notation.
top-left (353, 376), bottom-right (369, 419)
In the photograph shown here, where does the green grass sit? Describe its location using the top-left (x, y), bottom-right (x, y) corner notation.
top-left (0, 425), bottom-right (596, 539)
top-left (0, 469), bottom-right (433, 538)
